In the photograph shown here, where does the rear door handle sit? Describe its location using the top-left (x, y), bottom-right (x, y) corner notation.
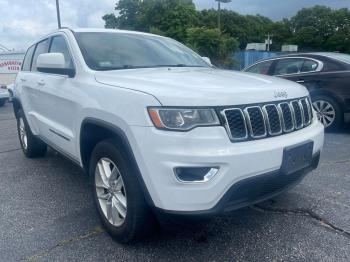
top-left (20, 78), bottom-right (27, 82)
top-left (296, 80), bottom-right (305, 83)
top-left (37, 80), bottom-right (45, 86)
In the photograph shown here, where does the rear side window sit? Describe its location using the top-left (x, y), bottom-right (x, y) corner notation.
top-left (301, 60), bottom-right (319, 73)
top-left (49, 35), bottom-right (74, 69)
top-left (32, 39), bottom-right (50, 72)
top-left (22, 45), bottom-right (35, 71)
top-left (245, 61), bottom-right (273, 75)
top-left (273, 58), bottom-right (304, 75)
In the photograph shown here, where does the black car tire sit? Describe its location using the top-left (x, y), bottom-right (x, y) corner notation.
top-left (90, 138), bottom-right (157, 243)
top-left (0, 99), bottom-right (6, 107)
top-left (17, 109), bottom-right (47, 158)
top-left (312, 94), bottom-right (343, 130)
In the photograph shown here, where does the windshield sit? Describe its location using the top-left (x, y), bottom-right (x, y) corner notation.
top-left (75, 32), bottom-right (209, 71)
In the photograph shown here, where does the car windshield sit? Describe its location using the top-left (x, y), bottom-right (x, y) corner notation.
top-left (75, 32), bottom-right (209, 71)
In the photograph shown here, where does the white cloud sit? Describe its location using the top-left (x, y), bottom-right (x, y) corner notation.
top-left (0, 0), bottom-right (117, 51)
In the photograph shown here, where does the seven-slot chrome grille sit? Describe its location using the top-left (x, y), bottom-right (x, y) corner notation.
top-left (222, 97), bottom-right (313, 142)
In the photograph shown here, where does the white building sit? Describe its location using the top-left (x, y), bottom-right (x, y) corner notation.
top-left (0, 52), bottom-right (25, 86)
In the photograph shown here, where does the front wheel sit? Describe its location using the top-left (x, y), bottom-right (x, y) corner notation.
top-left (90, 139), bottom-right (157, 243)
top-left (312, 95), bottom-right (343, 130)
top-left (0, 99), bottom-right (5, 107)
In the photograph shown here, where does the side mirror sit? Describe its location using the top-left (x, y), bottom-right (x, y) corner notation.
top-left (202, 57), bottom-right (212, 66)
top-left (37, 53), bottom-right (75, 77)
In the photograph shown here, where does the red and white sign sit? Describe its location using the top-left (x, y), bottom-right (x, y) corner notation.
top-left (0, 60), bottom-right (22, 73)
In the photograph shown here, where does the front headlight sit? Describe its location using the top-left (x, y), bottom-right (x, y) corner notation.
top-left (148, 108), bottom-right (220, 131)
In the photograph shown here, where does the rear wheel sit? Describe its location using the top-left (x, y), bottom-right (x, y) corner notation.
top-left (90, 139), bottom-right (157, 243)
top-left (0, 99), bottom-right (5, 107)
top-left (17, 109), bottom-right (47, 157)
top-left (312, 95), bottom-right (342, 130)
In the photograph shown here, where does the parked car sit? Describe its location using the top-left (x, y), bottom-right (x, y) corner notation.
top-left (243, 52), bottom-right (350, 130)
top-left (0, 85), bottom-right (9, 107)
top-left (13, 28), bottom-right (324, 243)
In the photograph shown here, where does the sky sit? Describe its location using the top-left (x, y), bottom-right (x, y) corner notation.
top-left (1, 0), bottom-right (350, 51)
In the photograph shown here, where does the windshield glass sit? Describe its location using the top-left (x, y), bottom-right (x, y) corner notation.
top-left (75, 32), bottom-right (209, 71)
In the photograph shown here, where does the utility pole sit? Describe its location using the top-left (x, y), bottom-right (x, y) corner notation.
top-left (56, 0), bottom-right (62, 29)
top-left (216, 0), bottom-right (232, 32)
top-left (265, 33), bottom-right (273, 51)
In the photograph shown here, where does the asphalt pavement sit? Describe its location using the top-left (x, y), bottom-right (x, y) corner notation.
top-left (0, 102), bottom-right (349, 262)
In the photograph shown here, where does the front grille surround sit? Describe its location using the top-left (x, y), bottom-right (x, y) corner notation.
top-left (221, 97), bottom-right (313, 142)
top-left (300, 98), bottom-right (312, 126)
top-left (278, 102), bottom-right (295, 133)
top-left (262, 104), bottom-right (283, 136)
top-left (290, 100), bottom-right (304, 130)
top-left (244, 106), bottom-right (267, 139)
top-left (221, 108), bottom-right (248, 141)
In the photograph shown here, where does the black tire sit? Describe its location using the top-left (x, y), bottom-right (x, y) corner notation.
top-left (90, 139), bottom-right (157, 243)
top-left (0, 99), bottom-right (5, 107)
top-left (17, 109), bottom-right (47, 158)
top-left (311, 94), bottom-right (343, 131)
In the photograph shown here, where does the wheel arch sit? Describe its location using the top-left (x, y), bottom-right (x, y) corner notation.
top-left (309, 88), bottom-right (345, 113)
top-left (12, 97), bottom-right (22, 119)
top-left (79, 118), bottom-right (155, 207)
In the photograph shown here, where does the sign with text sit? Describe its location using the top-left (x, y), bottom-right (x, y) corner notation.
top-left (0, 60), bottom-right (22, 73)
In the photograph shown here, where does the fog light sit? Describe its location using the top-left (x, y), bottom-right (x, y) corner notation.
top-left (174, 167), bottom-right (219, 183)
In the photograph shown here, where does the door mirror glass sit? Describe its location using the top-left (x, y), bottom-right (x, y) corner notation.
top-left (37, 53), bottom-right (75, 77)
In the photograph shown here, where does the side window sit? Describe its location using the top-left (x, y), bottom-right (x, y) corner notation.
top-left (22, 45), bottom-right (36, 71)
top-left (32, 39), bottom-right (50, 71)
top-left (273, 58), bottom-right (304, 76)
top-left (49, 35), bottom-right (74, 69)
top-left (301, 60), bottom-right (319, 73)
top-left (245, 61), bottom-right (273, 75)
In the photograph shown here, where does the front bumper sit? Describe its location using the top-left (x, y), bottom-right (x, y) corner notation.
top-left (129, 119), bottom-right (324, 212)
top-left (156, 152), bottom-right (320, 217)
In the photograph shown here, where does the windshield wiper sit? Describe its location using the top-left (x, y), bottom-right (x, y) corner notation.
top-left (98, 64), bottom-right (206, 71)
top-left (151, 64), bottom-right (206, 68)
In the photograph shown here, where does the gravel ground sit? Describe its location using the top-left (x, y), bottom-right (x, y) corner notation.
top-left (0, 102), bottom-right (349, 262)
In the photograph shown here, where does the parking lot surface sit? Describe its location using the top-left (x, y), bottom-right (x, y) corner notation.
top-left (0, 102), bottom-right (349, 261)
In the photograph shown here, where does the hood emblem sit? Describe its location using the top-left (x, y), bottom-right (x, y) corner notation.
top-left (274, 91), bottom-right (288, 99)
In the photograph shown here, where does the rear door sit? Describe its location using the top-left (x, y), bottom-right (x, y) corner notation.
top-left (17, 40), bottom-right (50, 135)
top-left (271, 58), bottom-right (322, 89)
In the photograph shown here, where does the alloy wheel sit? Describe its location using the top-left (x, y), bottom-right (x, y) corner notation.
top-left (19, 117), bottom-right (28, 150)
top-left (95, 158), bottom-right (127, 227)
top-left (312, 100), bottom-right (336, 127)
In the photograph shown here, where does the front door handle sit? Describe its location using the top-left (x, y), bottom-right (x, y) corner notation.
top-left (296, 80), bottom-right (305, 83)
top-left (37, 80), bottom-right (45, 86)
top-left (20, 78), bottom-right (27, 82)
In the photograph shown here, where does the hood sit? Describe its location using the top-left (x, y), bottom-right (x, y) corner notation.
top-left (95, 67), bottom-right (309, 106)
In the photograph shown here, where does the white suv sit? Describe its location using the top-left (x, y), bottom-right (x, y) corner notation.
top-left (13, 28), bottom-right (324, 242)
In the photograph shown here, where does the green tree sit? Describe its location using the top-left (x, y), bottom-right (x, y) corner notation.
top-left (103, 3), bottom-right (350, 55)
top-left (197, 9), bottom-right (272, 49)
top-left (186, 27), bottom-right (238, 67)
top-left (103, 0), bottom-right (197, 42)
top-left (136, 0), bottom-right (197, 42)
